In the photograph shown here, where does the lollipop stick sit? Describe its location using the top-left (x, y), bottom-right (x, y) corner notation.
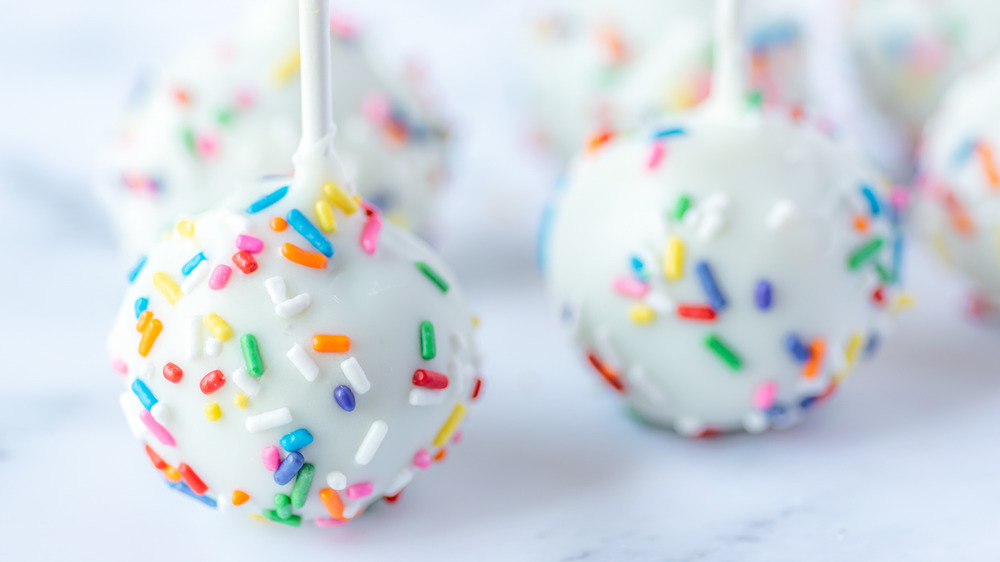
top-left (299, 0), bottom-right (334, 145)
top-left (709, 0), bottom-right (746, 116)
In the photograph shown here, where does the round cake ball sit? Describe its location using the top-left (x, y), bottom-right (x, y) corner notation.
top-left (523, 0), bottom-right (807, 156)
top-left (848, 0), bottom-right (1000, 137)
top-left (915, 53), bottom-right (1000, 306)
top-left (98, 2), bottom-right (449, 257)
top-left (543, 107), bottom-right (904, 435)
top-left (108, 160), bottom-right (481, 524)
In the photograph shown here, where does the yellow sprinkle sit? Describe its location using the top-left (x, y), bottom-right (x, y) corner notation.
top-left (249, 513), bottom-right (267, 521)
top-left (890, 292), bottom-right (917, 313)
top-left (314, 200), bottom-right (337, 233)
top-left (176, 220), bottom-right (195, 237)
top-left (323, 182), bottom-right (359, 215)
top-left (844, 332), bottom-right (864, 370)
top-left (433, 403), bottom-right (466, 447)
top-left (630, 304), bottom-right (655, 324)
top-left (162, 465), bottom-right (181, 482)
top-left (204, 402), bottom-right (222, 421)
top-left (472, 315), bottom-right (480, 328)
top-left (203, 313), bottom-right (233, 342)
top-left (930, 230), bottom-right (953, 266)
top-left (153, 272), bottom-right (182, 305)
top-left (663, 236), bottom-right (684, 280)
top-left (273, 50), bottom-right (301, 84)
top-left (233, 393), bottom-right (248, 410)
top-left (386, 211), bottom-right (410, 229)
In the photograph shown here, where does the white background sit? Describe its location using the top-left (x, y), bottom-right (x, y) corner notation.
top-left (1, 1), bottom-right (998, 560)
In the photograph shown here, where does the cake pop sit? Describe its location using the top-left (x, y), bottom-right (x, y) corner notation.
top-left (543, 0), bottom-right (904, 435)
top-left (108, 0), bottom-right (481, 526)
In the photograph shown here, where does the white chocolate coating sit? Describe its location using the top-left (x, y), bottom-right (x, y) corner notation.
top-left (543, 107), bottom-right (903, 435)
top-left (98, 2), bottom-right (449, 258)
top-left (108, 139), bottom-right (480, 523)
top-left (916, 53), bottom-right (1000, 304)
top-left (523, 0), bottom-right (807, 156)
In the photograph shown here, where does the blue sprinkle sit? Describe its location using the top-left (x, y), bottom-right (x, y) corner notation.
top-left (860, 184), bottom-right (882, 216)
top-left (287, 209), bottom-right (333, 257)
top-left (750, 20), bottom-right (799, 52)
top-left (892, 234), bottom-right (905, 285)
top-left (274, 451), bottom-right (305, 486)
top-left (536, 204), bottom-right (555, 272)
top-left (652, 127), bottom-right (686, 140)
top-left (128, 255), bottom-right (147, 284)
top-left (166, 480), bottom-right (218, 508)
top-left (181, 252), bottom-right (206, 276)
top-left (279, 429), bottom-right (314, 452)
top-left (630, 256), bottom-right (649, 281)
top-left (953, 138), bottom-right (978, 167)
top-left (134, 297), bottom-right (149, 319)
top-left (784, 334), bottom-right (812, 363)
top-left (765, 404), bottom-right (789, 421)
top-left (334, 385), bottom-right (356, 412)
top-left (755, 280), bottom-right (773, 311)
top-left (799, 396), bottom-right (819, 410)
top-left (131, 378), bottom-right (158, 411)
top-left (695, 261), bottom-right (727, 311)
top-left (864, 334), bottom-right (881, 358)
top-left (246, 185), bottom-right (289, 214)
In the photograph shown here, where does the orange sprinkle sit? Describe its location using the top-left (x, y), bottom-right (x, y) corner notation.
top-left (433, 448), bottom-right (447, 462)
top-left (270, 217), bottom-right (288, 231)
top-left (138, 319), bottom-right (162, 358)
top-left (312, 335), bottom-right (351, 353)
top-left (136, 310), bottom-right (152, 332)
top-left (587, 352), bottom-right (625, 393)
top-left (943, 191), bottom-right (976, 236)
top-left (144, 444), bottom-right (166, 469)
top-left (977, 142), bottom-right (1000, 191)
top-left (803, 339), bottom-right (826, 379)
top-left (319, 488), bottom-right (344, 519)
top-left (586, 129), bottom-right (615, 153)
top-left (852, 215), bottom-right (869, 233)
top-left (597, 22), bottom-right (627, 63)
top-left (282, 242), bottom-right (328, 269)
top-left (232, 490), bottom-right (250, 506)
top-left (162, 465), bottom-right (181, 483)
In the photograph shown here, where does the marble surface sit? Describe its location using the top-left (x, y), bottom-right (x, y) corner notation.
top-left (1, 0), bottom-right (998, 560)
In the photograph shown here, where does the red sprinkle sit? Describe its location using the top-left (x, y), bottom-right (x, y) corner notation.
top-left (200, 370), bottom-right (226, 394)
top-left (412, 369), bottom-right (449, 389)
top-left (872, 286), bottom-right (886, 305)
top-left (178, 463), bottom-right (208, 495)
top-left (471, 377), bottom-right (484, 400)
top-left (233, 251), bottom-right (258, 274)
top-left (383, 491), bottom-right (403, 504)
top-left (144, 444), bottom-right (167, 469)
top-left (163, 363), bottom-right (183, 383)
top-left (587, 353), bottom-right (625, 393)
top-left (677, 304), bottom-right (717, 321)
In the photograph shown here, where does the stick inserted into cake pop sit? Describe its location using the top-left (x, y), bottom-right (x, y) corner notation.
top-left (298, 0), bottom-right (335, 149)
top-left (707, 0), bottom-right (745, 118)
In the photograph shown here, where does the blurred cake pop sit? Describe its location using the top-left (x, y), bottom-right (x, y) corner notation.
top-left (99, 1), bottom-right (449, 258)
top-left (543, 0), bottom-right (904, 435)
top-left (108, 0), bottom-right (481, 526)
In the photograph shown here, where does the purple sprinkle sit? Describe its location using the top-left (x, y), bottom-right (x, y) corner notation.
top-left (695, 261), bottom-right (727, 312)
top-left (784, 334), bottom-right (812, 363)
top-left (274, 451), bottom-right (305, 486)
top-left (334, 385), bottom-right (356, 412)
top-left (755, 280), bottom-right (773, 310)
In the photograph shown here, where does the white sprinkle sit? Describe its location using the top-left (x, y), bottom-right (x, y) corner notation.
top-left (150, 402), bottom-right (171, 424)
top-left (185, 315), bottom-right (201, 360)
top-left (743, 411), bottom-right (770, 434)
top-left (181, 260), bottom-right (210, 295)
top-left (674, 416), bottom-right (705, 437)
top-left (342, 502), bottom-right (364, 519)
top-left (245, 408), bottom-right (293, 433)
top-left (204, 337), bottom-right (222, 357)
top-left (354, 420), bottom-right (388, 465)
top-left (340, 357), bottom-right (370, 394)
top-left (287, 344), bottom-right (319, 382)
top-left (326, 471), bottom-right (347, 490)
top-left (137, 360), bottom-right (154, 381)
top-left (386, 468), bottom-right (414, 496)
top-left (449, 332), bottom-right (467, 352)
top-left (702, 192), bottom-right (732, 211)
top-left (118, 392), bottom-right (146, 439)
top-left (409, 388), bottom-right (446, 406)
top-left (766, 199), bottom-right (798, 231)
top-left (627, 365), bottom-right (665, 404)
top-left (276, 293), bottom-right (311, 317)
top-left (644, 291), bottom-right (674, 315)
top-left (232, 367), bottom-right (261, 397)
top-left (697, 211), bottom-right (725, 241)
top-left (264, 276), bottom-right (287, 304)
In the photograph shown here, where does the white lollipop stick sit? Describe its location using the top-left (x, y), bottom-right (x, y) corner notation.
top-left (708, 0), bottom-right (746, 117)
top-left (299, 0), bottom-right (335, 146)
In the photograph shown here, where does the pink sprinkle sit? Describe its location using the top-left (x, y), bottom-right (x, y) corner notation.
top-left (111, 359), bottom-right (128, 375)
top-left (139, 410), bottom-right (176, 447)
top-left (612, 277), bottom-right (649, 299)
top-left (196, 132), bottom-right (219, 159)
top-left (236, 234), bottom-right (264, 254)
top-left (330, 13), bottom-right (358, 39)
top-left (451, 430), bottom-right (463, 445)
top-left (209, 265), bottom-right (232, 290)
top-left (234, 88), bottom-right (255, 109)
top-left (315, 517), bottom-right (348, 528)
top-left (890, 186), bottom-right (910, 210)
top-left (362, 94), bottom-right (391, 125)
top-left (413, 449), bottom-right (432, 469)
top-left (262, 446), bottom-right (281, 471)
top-left (345, 482), bottom-right (373, 500)
top-left (647, 142), bottom-right (666, 170)
top-left (753, 381), bottom-right (778, 411)
top-left (360, 213), bottom-right (382, 255)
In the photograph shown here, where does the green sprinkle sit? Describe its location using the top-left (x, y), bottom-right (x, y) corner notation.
top-left (673, 195), bottom-right (692, 221)
top-left (262, 509), bottom-right (301, 527)
top-left (705, 334), bottom-right (742, 371)
top-left (273, 493), bottom-right (292, 520)
top-left (420, 321), bottom-right (437, 360)
top-left (746, 90), bottom-right (764, 109)
top-left (216, 108), bottom-right (235, 126)
top-left (290, 463), bottom-right (314, 509)
top-left (181, 127), bottom-right (197, 156)
top-left (416, 262), bottom-right (449, 293)
top-left (241, 334), bottom-right (264, 378)
top-left (848, 237), bottom-right (885, 271)
top-left (875, 263), bottom-right (891, 284)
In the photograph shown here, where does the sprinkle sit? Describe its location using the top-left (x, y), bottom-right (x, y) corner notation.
top-left (412, 369), bottom-right (449, 389)
top-left (290, 463), bottom-right (315, 509)
top-left (355, 420), bottom-right (388, 465)
top-left (313, 335), bottom-right (350, 353)
top-left (139, 410), bottom-right (175, 446)
top-left (853, 215), bottom-right (870, 233)
top-left (753, 381), bottom-right (778, 410)
top-left (232, 491), bottom-right (250, 506)
top-left (181, 261), bottom-right (210, 294)
top-left (629, 304), bottom-right (655, 324)
top-left (136, 310), bottom-right (152, 332)
top-left (234, 393), bottom-right (248, 409)
top-left (111, 359), bottom-right (127, 375)
top-left (433, 404), bottom-right (466, 447)
top-left (672, 195), bottom-right (692, 221)
top-left (977, 142), bottom-right (1000, 190)
top-left (647, 142), bottom-right (666, 170)
top-left (803, 339), bottom-right (826, 379)
top-left (334, 385), bottom-right (356, 411)
top-left (262, 510), bottom-right (301, 527)
top-left (226, 367), bottom-right (258, 398)
top-left (204, 402), bottom-right (222, 421)
top-left (177, 463), bottom-right (208, 495)
top-left (128, 256), bottom-right (147, 283)
top-left (587, 351), bottom-right (624, 392)
top-left (280, 429), bottom-right (314, 452)
top-left (241, 334), bottom-right (264, 378)
top-left (845, 332), bottom-right (864, 369)
top-left (416, 261), bottom-right (449, 293)
top-left (208, 265), bottom-right (232, 290)
top-left (705, 334), bottom-right (742, 370)
top-left (314, 200), bottom-right (337, 233)
top-left (282, 243), bottom-right (328, 269)
top-left (263, 446), bottom-right (281, 471)
top-left (755, 280), bottom-right (773, 310)
top-left (663, 237), bottom-right (684, 280)
top-left (181, 252), bottom-right (206, 276)
top-left (586, 129), bottom-right (615, 153)
top-left (162, 466), bottom-right (181, 482)
top-left (145, 444), bottom-right (166, 469)
top-left (472, 377), bottom-right (484, 400)
top-left (326, 472), bottom-right (347, 490)
top-left (149, 402), bottom-right (170, 424)
top-left (203, 313), bottom-right (233, 342)
top-left (419, 321), bottom-right (437, 360)
top-left (133, 297), bottom-right (149, 319)
top-left (131, 379), bottom-right (157, 411)
top-left (236, 235), bottom-right (264, 254)
top-left (176, 220), bottom-right (195, 237)
top-left (613, 277), bottom-right (649, 299)
top-left (271, 217), bottom-right (288, 231)
top-left (200, 370), bottom-right (226, 394)
top-left (232, 250), bottom-right (259, 274)
top-left (859, 184), bottom-right (882, 216)
top-left (695, 261), bottom-right (727, 311)
top-left (340, 357), bottom-right (370, 393)
top-left (274, 451), bottom-right (305, 486)
top-left (160, 364), bottom-right (182, 386)
top-left (629, 255), bottom-right (649, 280)
top-left (345, 482), bottom-right (373, 500)
top-left (245, 408), bottom-right (293, 433)
top-left (319, 488), bottom-right (345, 519)
top-left (246, 185), bottom-right (289, 214)
top-left (413, 449), bottom-right (432, 469)
top-left (137, 319), bottom-right (163, 358)
top-left (152, 272), bottom-right (181, 304)
top-left (785, 334), bottom-right (812, 362)
top-left (287, 209), bottom-right (334, 257)
top-left (264, 277), bottom-right (287, 304)
top-left (287, 344), bottom-right (319, 382)
top-left (848, 238), bottom-right (884, 270)
top-left (275, 294), bottom-right (311, 317)
top-left (766, 200), bottom-right (797, 230)
top-left (409, 388), bottom-right (446, 406)
top-left (360, 212), bottom-right (382, 255)
top-left (677, 304), bottom-right (716, 321)
top-left (323, 182), bottom-right (359, 214)
top-left (652, 127), bottom-right (686, 139)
